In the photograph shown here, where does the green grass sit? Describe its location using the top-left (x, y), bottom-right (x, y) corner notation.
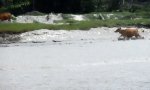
top-left (0, 19), bottom-right (150, 33)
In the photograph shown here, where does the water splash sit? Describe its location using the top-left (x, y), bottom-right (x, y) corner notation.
top-left (14, 13), bottom-right (63, 24)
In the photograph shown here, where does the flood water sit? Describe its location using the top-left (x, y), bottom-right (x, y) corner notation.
top-left (0, 27), bottom-right (150, 90)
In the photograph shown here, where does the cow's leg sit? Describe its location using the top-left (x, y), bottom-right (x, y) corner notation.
top-left (126, 37), bottom-right (130, 40)
top-left (122, 36), bottom-right (127, 40)
top-left (135, 34), bottom-right (141, 39)
top-left (118, 35), bottom-right (123, 38)
top-left (136, 34), bottom-right (144, 39)
top-left (118, 35), bottom-right (125, 40)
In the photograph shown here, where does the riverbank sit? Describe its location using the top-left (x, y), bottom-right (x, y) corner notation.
top-left (0, 12), bottom-right (150, 35)
top-left (0, 19), bottom-right (150, 34)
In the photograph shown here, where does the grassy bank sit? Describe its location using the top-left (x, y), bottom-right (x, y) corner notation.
top-left (0, 19), bottom-right (150, 33)
top-left (1, 11), bottom-right (150, 34)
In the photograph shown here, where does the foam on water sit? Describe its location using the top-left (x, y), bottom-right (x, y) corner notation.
top-left (15, 13), bottom-right (63, 24)
top-left (19, 27), bottom-right (150, 43)
top-left (0, 27), bottom-right (149, 46)
top-left (14, 14), bottom-right (86, 24)
top-left (71, 15), bottom-right (85, 21)
top-left (19, 27), bottom-right (118, 43)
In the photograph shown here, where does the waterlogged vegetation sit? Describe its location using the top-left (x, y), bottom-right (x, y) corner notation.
top-left (0, 19), bottom-right (150, 33)
top-left (0, 11), bottom-right (150, 33)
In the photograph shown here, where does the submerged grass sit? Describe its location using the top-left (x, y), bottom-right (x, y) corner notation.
top-left (0, 19), bottom-right (150, 33)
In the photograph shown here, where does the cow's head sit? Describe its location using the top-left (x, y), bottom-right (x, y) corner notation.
top-left (115, 27), bottom-right (121, 32)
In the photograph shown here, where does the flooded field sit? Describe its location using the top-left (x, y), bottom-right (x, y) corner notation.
top-left (0, 27), bottom-right (150, 90)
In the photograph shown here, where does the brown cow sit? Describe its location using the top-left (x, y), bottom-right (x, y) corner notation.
top-left (115, 27), bottom-right (142, 40)
top-left (0, 12), bottom-right (12, 21)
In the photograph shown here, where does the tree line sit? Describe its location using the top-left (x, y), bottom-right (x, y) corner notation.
top-left (0, 0), bottom-right (149, 14)
top-left (33, 0), bottom-right (150, 13)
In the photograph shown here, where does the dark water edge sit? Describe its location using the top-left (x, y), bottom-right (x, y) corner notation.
top-left (0, 33), bottom-right (21, 44)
